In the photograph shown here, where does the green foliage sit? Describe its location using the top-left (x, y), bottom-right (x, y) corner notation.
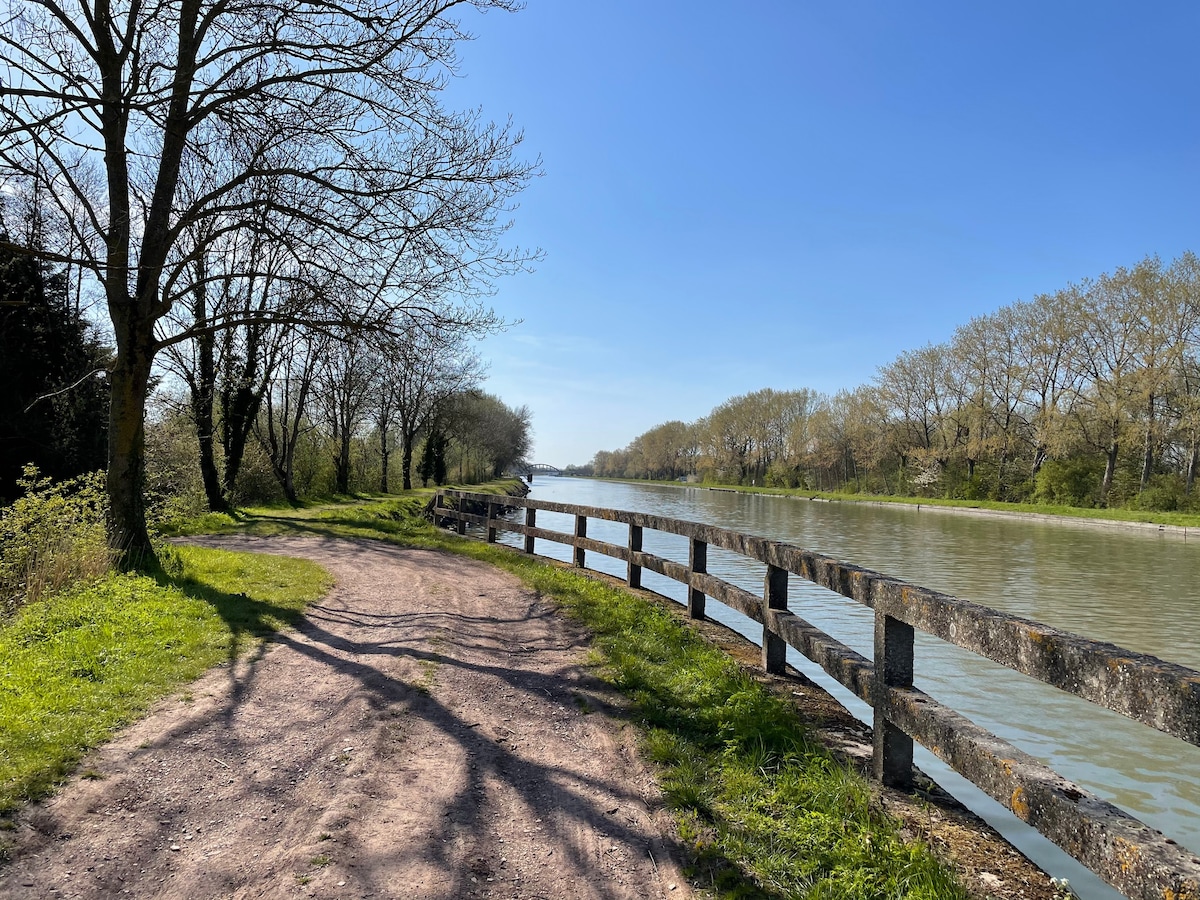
top-left (0, 466), bottom-right (110, 617)
top-left (0, 545), bottom-right (329, 814)
top-left (1034, 458), bottom-right (1101, 507)
top-left (0, 228), bottom-right (110, 500)
top-left (143, 411), bottom-right (208, 526)
top-left (1132, 475), bottom-right (1189, 512)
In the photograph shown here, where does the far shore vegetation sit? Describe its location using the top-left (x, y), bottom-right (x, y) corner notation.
top-left (586, 475), bottom-right (1200, 530)
top-left (576, 253), bottom-right (1200, 522)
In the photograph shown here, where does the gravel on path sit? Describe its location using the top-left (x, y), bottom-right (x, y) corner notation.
top-left (0, 535), bottom-right (691, 900)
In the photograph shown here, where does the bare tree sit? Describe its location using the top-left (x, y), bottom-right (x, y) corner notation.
top-left (317, 329), bottom-right (375, 495)
top-left (372, 323), bottom-right (483, 492)
top-left (0, 0), bottom-right (535, 559)
top-left (256, 328), bottom-right (324, 504)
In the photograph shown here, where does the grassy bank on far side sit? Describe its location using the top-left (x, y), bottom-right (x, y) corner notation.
top-left (0, 545), bottom-right (330, 821)
top-left (589, 477), bottom-right (1200, 530)
top-left (168, 492), bottom-right (970, 899)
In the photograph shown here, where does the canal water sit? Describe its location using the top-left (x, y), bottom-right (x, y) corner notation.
top-left (488, 477), bottom-right (1200, 899)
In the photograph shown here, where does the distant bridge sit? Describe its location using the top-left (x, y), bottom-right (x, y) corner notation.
top-left (508, 462), bottom-right (562, 480)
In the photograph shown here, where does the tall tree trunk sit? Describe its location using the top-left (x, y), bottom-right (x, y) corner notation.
top-left (1139, 394), bottom-right (1155, 492)
top-left (189, 270), bottom-right (228, 513)
top-left (1100, 441), bottom-right (1119, 506)
top-left (336, 430), bottom-right (352, 494)
top-left (1031, 445), bottom-right (1048, 477)
top-left (1186, 436), bottom-right (1198, 496)
top-left (379, 418), bottom-right (391, 493)
top-left (401, 428), bottom-right (416, 491)
top-left (192, 346), bottom-right (227, 514)
top-left (219, 326), bottom-right (266, 501)
top-left (107, 345), bottom-right (155, 563)
top-left (220, 385), bottom-right (263, 501)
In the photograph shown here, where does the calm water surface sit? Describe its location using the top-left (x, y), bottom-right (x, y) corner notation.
top-left (490, 478), bottom-right (1200, 899)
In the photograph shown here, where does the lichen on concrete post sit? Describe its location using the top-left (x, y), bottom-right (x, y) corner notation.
top-left (574, 514), bottom-right (587, 567)
top-left (628, 523), bottom-right (643, 588)
top-left (688, 538), bottom-right (707, 619)
top-left (487, 502), bottom-right (499, 543)
top-left (524, 506), bottom-right (536, 554)
top-left (873, 607), bottom-right (914, 788)
top-left (763, 565), bottom-right (788, 674)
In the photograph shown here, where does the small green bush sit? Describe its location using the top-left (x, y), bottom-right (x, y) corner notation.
top-left (1034, 458), bottom-right (1101, 507)
top-left (1133, 475), bottom-right (1185, 512)
top-left (0, 466), bottom-right (111, 617)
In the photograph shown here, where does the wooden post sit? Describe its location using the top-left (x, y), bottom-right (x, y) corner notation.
top-left (455, 495), bottom-right (466, 535)
top-left (573, 514), bottom-right (587, 567)
top-left (688, 538), bottom-right (707, 619)
top-left (873, 608), bottom-right (915, 788)
top-left (524, 506), bottom-right (536, 554)
top-left (486, 501), bottom-right (498, 543)
top-left (627, 524), bottom-right (643, 588)
top-left (763, 565), bottom-right (788, 674)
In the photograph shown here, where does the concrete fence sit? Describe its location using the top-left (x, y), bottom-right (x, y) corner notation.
top-left (435, 489), bottom-right (1200, 900)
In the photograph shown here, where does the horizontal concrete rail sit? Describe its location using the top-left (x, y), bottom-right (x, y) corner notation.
top-left (435, 490), bottom-right (1200, 900)
top-left (445, 491), bottom-right (1200, 747)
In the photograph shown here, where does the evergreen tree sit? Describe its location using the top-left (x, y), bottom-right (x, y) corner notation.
top-left (0, 212), bottom-right (110, 500)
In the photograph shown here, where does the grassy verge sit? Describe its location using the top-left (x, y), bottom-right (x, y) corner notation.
top-left (168, 492), bottom-right (968, 899)
top-left (0, 545), bottom-right (330, 818)
top-left (594, 477), bottom-right (1200, 529)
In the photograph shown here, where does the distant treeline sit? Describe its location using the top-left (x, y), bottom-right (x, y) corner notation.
top-left (583, 253), bottom-right (1200, 511)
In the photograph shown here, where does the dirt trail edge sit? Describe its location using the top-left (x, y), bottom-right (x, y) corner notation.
top-left (0, 536), bottom-right (692, 900)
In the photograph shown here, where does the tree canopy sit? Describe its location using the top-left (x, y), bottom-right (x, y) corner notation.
top-left (1, 0), bottom-right (535, 558)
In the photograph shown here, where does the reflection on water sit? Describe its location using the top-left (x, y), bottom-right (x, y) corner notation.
top-left (482, 478), bottom-right (1200, 899)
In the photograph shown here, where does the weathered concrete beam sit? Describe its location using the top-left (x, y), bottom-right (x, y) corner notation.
top-left (883, 685), bottom-right (1200, 900)
top-left (765, 608), bottom-right (875, 702)
top-left (440, 490), bottom-right (1200, 897)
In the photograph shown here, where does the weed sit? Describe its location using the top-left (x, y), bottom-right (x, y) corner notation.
top-left (0, 467), bottom-right (111, 617)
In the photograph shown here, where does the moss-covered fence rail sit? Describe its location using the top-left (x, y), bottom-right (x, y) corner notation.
top-left (435, 489), bottom-right (1200, 900)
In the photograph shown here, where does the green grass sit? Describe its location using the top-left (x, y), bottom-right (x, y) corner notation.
top-left (166, 490), bottom-right (968, 899)
top-left (0, 545), bottom-right (330, 816)
top-left (597, 477), bottom-right (1200, 528)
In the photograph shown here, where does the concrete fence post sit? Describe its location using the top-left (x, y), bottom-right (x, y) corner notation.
top-left (688, 538), bottom-right (707, 620)
top-left (486, 501), bottom-right (499, 543)
top-left (573, 514), bottom-right (587, 567)
top-left (873, 607), bottom-right (915, 788)
top-left (627, 524), bottom-right (643, 588)
top-left (763, 565), bottom-right (788, 674)
top-left (524, 506), bottom-right (536, 554)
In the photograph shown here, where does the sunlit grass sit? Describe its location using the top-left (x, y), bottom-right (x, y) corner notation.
top-left (171, 489), bottom-right (968, 898)
top-left (0, 545), bottom-right (329, 816)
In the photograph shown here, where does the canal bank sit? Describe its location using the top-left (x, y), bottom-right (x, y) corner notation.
top-left (489, 477), bottom-right (1200, 899)
top-left (592, 477), bottom-right (1200, 540)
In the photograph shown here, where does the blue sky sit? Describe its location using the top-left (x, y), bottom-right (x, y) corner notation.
top-left (445, 1), bottom-right (1200, 467)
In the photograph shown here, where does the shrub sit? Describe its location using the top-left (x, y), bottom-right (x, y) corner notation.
top-left (0, 466), bottom-right (111, 616)
top-left (1133, 475), bottom-right (1185, 512)
top-left (1034, 458), bottom-right (1101, 507)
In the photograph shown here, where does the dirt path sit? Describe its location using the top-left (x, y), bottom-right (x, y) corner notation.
top-left (0, 536), bottom-right (692, 900)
